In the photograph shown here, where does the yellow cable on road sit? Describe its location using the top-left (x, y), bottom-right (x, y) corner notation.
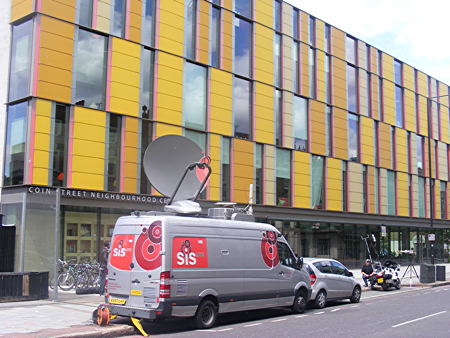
top-left (131, 317), bottom-right (149, 336)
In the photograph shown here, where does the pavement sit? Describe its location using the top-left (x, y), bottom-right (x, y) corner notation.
top-left (0, 262), bottom-right (449, 337)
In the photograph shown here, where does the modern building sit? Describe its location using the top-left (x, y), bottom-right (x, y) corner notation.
top-left (2, 0), bottom-right (449, 273)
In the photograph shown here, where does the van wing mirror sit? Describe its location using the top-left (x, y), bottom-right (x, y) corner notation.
top-left (296, 257), bottom-right (303, 269)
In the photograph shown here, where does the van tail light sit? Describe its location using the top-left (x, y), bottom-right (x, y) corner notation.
top-left (159, 271), bottom-right (171, 298)
top-left (309, 273), bottom-right (317, 285)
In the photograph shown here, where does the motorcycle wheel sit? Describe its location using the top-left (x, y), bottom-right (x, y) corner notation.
top-left (395, 281), bottom-right (401, 290)
top-left (382, 283), bottom-right (390, 291)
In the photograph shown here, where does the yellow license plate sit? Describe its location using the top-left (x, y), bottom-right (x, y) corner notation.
top-left (109, 297), bottom-right (126, 305)
top-left (377, 278), bottom-right (383, 283)
top-left (131, 290), bottom-right (142, 296)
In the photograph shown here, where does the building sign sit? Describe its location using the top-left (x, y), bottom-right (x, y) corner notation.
top-left (27, 186), bottom-right (169, 204)
top-left (428, 234), bottom-right (435, 241)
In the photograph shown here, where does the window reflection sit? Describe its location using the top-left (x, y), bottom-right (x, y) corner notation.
top-left (140, 48), bottom-right (154, 119)
top-left (73, 29), bottom-right (107, 110)
top-left (387, 170), bottom-right (396, 215)
top-left (222, 137), bottom-right (231, 201)
top-left (276, 148), bottom-right (291, 207)
top-left (183, 62), bottom-right (207, 130)
top-left (140, 120), bottom-right (152, 194)
top-left (308, 47), bottom-right (316, 98)
top-left (275, 89), bottom-right (282, 146)
top-left (51, 104), bottom-right (69, 187)
top-left (185, 0), bottom-right (197, 59)
top-left (346, 36), bottom-right (356, 64)
top-left (235, 0), bottom-right (252, 18)
top-left (395, 85), bottom-right (403, 127)
top-left (255, 143), bottom-right (263, 204)
top-left (347, 64), bottom-right (357, 112)
top-left (234, 17), bottom-right (252, 77)
top-left (112, 0), bottom-right (126, 37)
top-left (274, 33), bottom-right (281, 87)
top-left (107, 114), bottom-right (122, 192)
top-left (348, 113), bottom-right (359, 162)
top-left (394, 60), bottom-right (402, 85)
top-left (274, 0), bottom-right (281, 31)
top-left (311, 155), bottom-right (324, 209)
top-left (210, 6), bottom-right (221, 68)
top-left (142, 0), bottom-right (155, 46)
top-left (79, 0), bottom-right (93, 27)
top-left (293, 96), bottom-right (308, 151)
top-left (233, 77), bottom-right (251, 139)
top-left (9, 20), bottom-right (33, 102)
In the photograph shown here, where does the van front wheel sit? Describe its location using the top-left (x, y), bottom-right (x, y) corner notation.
top-left (194, 300), bottom-right (217, 329)
top-left (292, 290), bottom-right (307, 314)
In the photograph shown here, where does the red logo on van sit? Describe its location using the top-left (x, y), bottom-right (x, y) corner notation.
top-left (261, 231), bottom-right (279, 267)
top-left (172, 237), bottom-right (208, 268)
top-left (135, 221), bottom-right (162, 270)
top-left (110, 234), bottom-right (134, 270)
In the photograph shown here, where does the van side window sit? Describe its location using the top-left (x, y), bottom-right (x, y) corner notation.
top-left (277, 242), bottom-right (297, 268)
top-left (313, 260), bottom-right (332, 274)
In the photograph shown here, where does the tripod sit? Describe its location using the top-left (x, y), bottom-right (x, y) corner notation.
top-left (401, 254), bottom-right (419, 287)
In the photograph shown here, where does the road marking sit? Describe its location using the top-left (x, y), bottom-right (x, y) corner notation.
top-left (331, 308), bottom-right (341, 312)
top-left (351, 305), bottom-right (359, 308)
top-left (295, 314), bottom-right (308, 318)
top-left (434, 289), bottom-right (442, 292)
top-left (196, 329), bottom-right (217, 332)
top-left (392, 311), bottom-right (447, 328)
top-left (243, 323), bottom-right (262, 327)
top-left (217, 328), bottom-right (233, 332)
top-left (314, 311), bottom-right (325, 315)
top-left (424, 291), bottom-right (431, 294)
top-left (271, 318), bottom-right (287, 322)
top-left (443, 288), bottom-right (449, 291)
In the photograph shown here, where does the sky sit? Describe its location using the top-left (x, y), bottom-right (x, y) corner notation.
top-left (287, 0), bottom-right (450, 86)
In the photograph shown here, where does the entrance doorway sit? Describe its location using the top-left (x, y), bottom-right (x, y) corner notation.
top-left (0, 225), bottom-right (16, 272)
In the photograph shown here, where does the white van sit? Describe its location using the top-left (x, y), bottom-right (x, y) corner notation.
top-left (105, 210), bottom-right (311, 329)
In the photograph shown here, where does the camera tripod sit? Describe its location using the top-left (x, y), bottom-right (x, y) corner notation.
top-left (401, 255), bottom-right (419, 287)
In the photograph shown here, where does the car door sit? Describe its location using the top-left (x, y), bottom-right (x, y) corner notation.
top-left (312, 260), bottom-right (340, 298)
top-left (330, 261), bottom-right (354, 297)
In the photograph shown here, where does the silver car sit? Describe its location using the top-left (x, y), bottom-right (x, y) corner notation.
top-left (303, 258), bottom-right (361, 309)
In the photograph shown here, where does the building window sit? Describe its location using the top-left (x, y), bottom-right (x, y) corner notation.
top-left (347, 64), bottom-right (357, 113)
top-left (185, 0), bottom-right (197, 59)
top-left (395, 85), bottom-right (404, 128)
top-left (309, 47), bottom-right (316, 98)
top-left (234, 16), bottom-right (252, 78)
top-left (140, 48), bottom-right (154, 119)
top-left (255, 143), bottom-right (263, 204)
top-left (51, 104), bottom-right (69, 187)
top-left (140, 120), bottom-right (152, 194)
top-left (324, 24), bottom-right (331, 54)
top-left (374, 167), bottom-right (379, 213)
top-left (342, 162), bottom-right (348, 211)
top-left (348, 113), bottom-right (359, 162)
top-left (4, 102), bottom-right (28, 186)
top-left (106, 114), bottom-right (122, 192)
top-left (394, 59), bottom-right (402, 85)
top-left (222, 137), bottom-right (231, 201)
top-left (275, 89), bottom-right (282, 146)
top-left (235, 0), bottom-right (252, 18)
top-left (417, 134), bottom-right (424, 175)
top-left (210, 5), bottom-right (221, 68)
top-left (73, 29), bottom-right (107, 110)
top-left (325, 106), bottom-right (332, 156)
top-left (311, 155), bottom-right (324, 209)
top-left (78, 0), bottom-right (93, 27)
top-left (292, 41), bottom-right (299, 93)
top-left (112, 0), bottom-right (126, 37)
top-left (233, 77), bottom-right (251, 139)
top-left (293, 95), bottom-right (308, 151)
top-left (317, 238), bottom-right (330, 256)
top-left (390, 126), bottom-right (395, 167)
top-left (183, 62), bottom-right (207, 130)
top-left (387, 170), bottom-right (396, 215)
top-left (293, 8), bottom-right (299, 40)
top-left (185, 130), bottom-right (206, 151)
top-left (363, 165), bottom-right (368, 213)
top-left (418, 176), bottom-right (425, 217)
top-left (374, 121), bottom-right (379, 165)
top-left (276, 148), bottom-right (291, 207)
top-left (406, 131), bottom-right (411, 171)
top-left (325, 54), bottom-right (331, 104)
top-left (8, 20), bottom-right (33, 102)
top-left (345, 35), bottom-right (356, 64)
top-left (142, 0), bottom-right (156, 46)
top-left (440, 181), bottom-right (447, 219)
top-left (274, 0), bottom-right (281, 31)
top-left (274, 33), bottom-right (282, 87)
top-left (308, 16), bottom-right (315, 46)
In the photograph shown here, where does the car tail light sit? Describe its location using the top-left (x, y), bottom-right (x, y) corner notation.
top-left (159, 271), bottom-right (171, 298)
top-left (309, 273), bottom-right (317, 285)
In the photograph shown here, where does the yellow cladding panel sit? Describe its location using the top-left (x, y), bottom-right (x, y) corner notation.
top-left (154, 123), bottom-right (182, 138)
top-left (207, 134), bottom-right (221, 201)
top-left (222, 0), bottom-right (232, 10)
top-left (232, 139), bottom-right (254, 203)
top-left (197, 0), bottom-right (210, 65)
top-left (367, 166), bottom-right (375, 213)
top-left (11, 0), bottom-right (34, 22)
top-left (357, 41), bottom-right (367, 70)
top-left (332, 57), bottom-right (347, 110)
top-left (282, 92), bottom-right (293, 147)
top-left (40, 0), bottom-right (75, 23)
top-left (403, 64), bottom-right (415, 91)
top-left (127, 0), bottom-right (142, 43)
top-left (316, 50), bottom-right (325, 103)
top-left (439, 105), bottom-right (449, 143)
top-left (360, 116), bottom-right (374, 165)
top-left (404, 89), bottom-right (416, 132)
top-left (155, 52), bottom-right (183, 125)
top-left (293, 151), bottom-right (310, 209)
top-left (254, 83), bottom-right (274, 144)
top-left (209, 68), bottom-right (233, 135)
top-left (438, 82), bottom-right (448, 106)
top-left (396, 128), bottom-right (407, 173)
top-left (109, 38), bottom-right (140, 116)
top-left (326, 157), bottom-right (342, 211)
top-left (96, 0), bottom-right (111, 34)
top-left (72, 155), bottom-right (105, 175)
top-left (397, 172), bottom-right (409, 216)
top-left (434, 182), bottom-right (441, 219)
top-left (310, 100), bottom-right (326, 155)
top-left (383, 80), bottom-right (395, 126)
top-left (254, 24), bottom-right (274, 85)
top-left (255, 0), bottom-right (273, 28)
top-left (331, 27), bottom-right (345, 60)
top-left (72, 106), bottom-right (106, 126)
top-left (438, 142), bottom-right (448, 181)
top-left (416, 71), bottom-right (428, 97)
top-left (417, 95), bottom-right (428, 136)
top-left (33, 100), bottom-right (52, 185)
top-left (282, 2), bottom-right (293, 36)
top-left (382, 53), bottom-right (394, 82)
top-left (378, 122), bottom-right (392, 169)
top-left (333, 107), bottom-right (347, 160)
top-left (282, 35), bottom-right (293, 91)
top-left (300, 43), bottom-right (309, 97)
top-left (316, 19), bottom-right (325, 51)
top-left (221, 10), bottom-right (233, 72)
top-left (71, 172), bottom-right (105, 190)
top-left (379, 169), bottom-right (387, 215)
top-left (370, 47), bottom-right (379, 75)
top-left (264, 145), bottom-right (276, 205)
top-left (371, 76), bottom-right (380, 120)
top-left (300, 11), bottom-right (309, 43)
top-left (33, 168), bottom-right (49, 186)
top-left (158, 0), bottom-right (184, 55)
top-left (359, 71), bottom-right (368, 116)
top-left (36, 16), bottom-right (74, 103)
top-left (347, 162), bottom-right (363, 213)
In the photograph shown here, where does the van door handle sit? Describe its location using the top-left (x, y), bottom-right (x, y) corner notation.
top-left (131, 279), bottom-right (140, 284)
top-left (279, 271), bottom-right (284, 275)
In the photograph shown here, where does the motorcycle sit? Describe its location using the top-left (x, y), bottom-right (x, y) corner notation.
top-left (370, 260), bottom-right (401, 291)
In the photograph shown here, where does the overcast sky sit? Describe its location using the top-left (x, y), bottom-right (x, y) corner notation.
top-left (287, 0), bottom-right (450, 86)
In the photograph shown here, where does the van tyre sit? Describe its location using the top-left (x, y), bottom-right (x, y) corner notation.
top-left (194, 300), bottom-right (217, 329)
top-left (314, 290), bottom-right (327, 309)
top-left (292, 290), bottom-right (307, 314)
top-left (350, 286), bottom-right (361, 303)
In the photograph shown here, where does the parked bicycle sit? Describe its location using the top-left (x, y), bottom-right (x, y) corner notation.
top-left (52, 259), bottom-right (103, 291)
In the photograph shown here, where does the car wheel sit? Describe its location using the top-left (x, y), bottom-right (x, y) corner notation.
top-left (314, 290), bottom-right (327, 309)
top-left (194, 300), bottom-right (217, 329)
top-left (350, 286), bottom-right (361, 303)
top-left (292, 289), bottom-right (307, 314)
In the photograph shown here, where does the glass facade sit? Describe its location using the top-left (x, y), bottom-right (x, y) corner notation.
top-left (140, 120), bottom-right (152, 194)
top-left (183, 62), bottom-right (207, 130)
top-left (140, 48), bottom-right (154, 118)
top-left (293, 96), bottom-right (308, 151)
top-left (142, 0), bottom-right (156, 46)
top-left (311, 156), bottom-right (324, 209)
top-left (210, 5), bottom-right (221, 68)
top-left (233, 77), bottom-right (251, 139)
top-left (274, 33), bottom-right (282, 88)
top-left (222, 137), bottom-right (231, 201)
top-left (235, 0), bottom-right (252, 18)
top-left (184, 0), bottom-right (197, 59)
top-left (51, 104), bottom-right (69, 187)
top-left (234, 17), bottom-right (252, 78)
top-left (276, 148), bottom-right (291, 207)
top-left (255, 143), bottom-right (263, 204)
top-left (78, 0), bottom-right (93, 27)
top-left (275, 89), bottom-right (282, 146)
top-left (106, 114), bottom-right (122, 192)
top-left (347, 64), bottom-right (357, 113)
top-left (112, 0), bottom-right (126, 37)
top-left (348, 113), bottom-right (359, 162)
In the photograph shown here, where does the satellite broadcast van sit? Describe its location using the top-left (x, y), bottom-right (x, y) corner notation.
top-left (99, 135), bottom-right (311, 331)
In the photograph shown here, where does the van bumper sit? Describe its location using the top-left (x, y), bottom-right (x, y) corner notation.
top-left (107, 303), bottom-right (171, 320)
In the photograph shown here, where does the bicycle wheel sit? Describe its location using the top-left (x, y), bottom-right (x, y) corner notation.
top-left (58, 272), bottom-right (76, 291)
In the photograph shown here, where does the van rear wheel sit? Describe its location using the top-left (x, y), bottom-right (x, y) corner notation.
top-left (292, 290), bottom-right (307, 314)
top-left (194, 300), bottom-right (217, 329)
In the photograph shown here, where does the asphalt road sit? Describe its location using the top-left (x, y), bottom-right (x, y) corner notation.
top-left (124, 286), bottom-right (450, 337)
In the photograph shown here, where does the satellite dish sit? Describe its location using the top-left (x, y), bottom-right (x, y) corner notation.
top-left (143, 135), bottom-right (210, 202)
